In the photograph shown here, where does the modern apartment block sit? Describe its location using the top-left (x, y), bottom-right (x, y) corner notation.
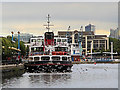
top-left (58, 30), bottom-right (109, 55)
top-left (109, 28), bottom-right (120, 39)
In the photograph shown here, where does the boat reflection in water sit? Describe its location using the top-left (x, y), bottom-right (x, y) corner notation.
top-left (2, 64), bottom-right (118, 88)
top-left (28, 73), bottom-right (71, 85)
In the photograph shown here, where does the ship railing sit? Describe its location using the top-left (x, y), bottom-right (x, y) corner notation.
top-left (30, 52), bottom-right (44, 56)
top-left (28, 55), bottom-right (71, 62)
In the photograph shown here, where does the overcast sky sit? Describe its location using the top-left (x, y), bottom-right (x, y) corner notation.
top-left (1, 2), bottom-right (118, 36)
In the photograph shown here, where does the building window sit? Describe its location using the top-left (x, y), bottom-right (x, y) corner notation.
top-left (93, 40), bottom-right (98, 44)
top-left (82, 43), bottom-right (85, 48)
top-left (100, 40), bottom-right (105, 43)
top-left (93, 44), bottom-right (98, 49)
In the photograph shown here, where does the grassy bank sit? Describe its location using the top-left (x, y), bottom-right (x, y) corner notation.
top-left (1, 64), bottom-right (25, 78)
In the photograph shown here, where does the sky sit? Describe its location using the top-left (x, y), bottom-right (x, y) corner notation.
top-left (0, 2), bottom-right (118, 36)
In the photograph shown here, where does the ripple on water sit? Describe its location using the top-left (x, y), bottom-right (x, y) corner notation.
top-left (2, 64), bottom-right (118, 88)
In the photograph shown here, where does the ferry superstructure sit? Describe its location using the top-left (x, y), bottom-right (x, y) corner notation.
top-left (24, 14), bottom-right (73, 72)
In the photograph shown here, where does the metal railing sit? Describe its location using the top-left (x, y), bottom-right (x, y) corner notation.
top-left (2, 59), bottom-right (22, 65)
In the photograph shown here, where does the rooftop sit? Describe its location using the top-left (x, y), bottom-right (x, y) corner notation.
top-left (58, 31), bottom-right (95, 35)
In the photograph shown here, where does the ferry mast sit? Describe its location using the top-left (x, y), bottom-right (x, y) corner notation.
top-left (44, 14), bottom-right (54, 32)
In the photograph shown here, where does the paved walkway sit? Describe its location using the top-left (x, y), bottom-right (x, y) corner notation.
top-left (0, 64), bottom-right (24, 68)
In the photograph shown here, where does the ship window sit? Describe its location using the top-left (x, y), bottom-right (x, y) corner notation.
top-left (41, 57), bottom-right (50, 61)
top-left (34, 57), bottom-right (39, 61)
top-left (31, 48), bottom-right (34, 52)
top-left (68, 57), bottom-right (71, 61)
top-left (62, 57), bottom-right (67, 61)
top-left (37, 39), bottom-right (41, 42)
top-left (62, 39), bottom-right (66, 42)
top-left (54, 39), bottom-right (56, 42)
top-left (47, 35), bottom-right (53, 39)
top-left (52, 56), bottom-right (60, 61)
top-left (31, 47), bottom-right (43, 52)
top-left (55, 47), bottom-right (68, 52)
top-left (57, 39), bottom-right (61, 42)
top-left (54, 39), bottom-right (56, 45)
top-left (29, 57), bottom-right (33, 60)
top-left (45, 32), bottom-right (54, 39)
top-left (34, 48), bottom-right (36, 51)
top-left (31, 39), bottom-right (36, 42)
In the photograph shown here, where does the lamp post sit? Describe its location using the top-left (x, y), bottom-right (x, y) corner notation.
top-left (111, 42), bottom-right (113, 60)
top-left (91, 42), bottom-right (92, 60)
top-left (11, 31), bottom-right (14, 41)
top-left (18, 31), bottom-right (20, 50)
top-left (18, 31), bottom-right (20, 62)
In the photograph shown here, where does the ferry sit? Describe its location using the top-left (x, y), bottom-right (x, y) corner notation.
top-left (24, 15), bottom-right (73, 72)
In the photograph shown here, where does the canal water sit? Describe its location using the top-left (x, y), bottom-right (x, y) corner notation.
top-left (2, 64), bottom-right (118, 88)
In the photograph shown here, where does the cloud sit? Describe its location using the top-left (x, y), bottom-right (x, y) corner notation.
top-left (1, 2), bottom-right (118, 36)
top-left (1, 19), bottom-right (117, 36)
top-left (2, 2), bottom-right (118, 22)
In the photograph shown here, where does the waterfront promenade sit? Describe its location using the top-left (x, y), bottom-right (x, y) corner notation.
top-left (1, 64), bottom-right (25, 78)
top-left (0, 64), bottom-right (23, 68)
top-left (72, 60), bottom-right (120, 64)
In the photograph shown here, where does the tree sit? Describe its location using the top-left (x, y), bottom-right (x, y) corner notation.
top-left (109, 37), bottom-right (120, 54)
top-left (101, 46), bottom-right (105, 53)
top-left (105, 49), bottom-right (110, 52)
top-left (2, 37), bottom-right (13, 59)
top-left (2, 36), bottom-right (27, 60)
top-left (20, 41), bottom-right (26, 56)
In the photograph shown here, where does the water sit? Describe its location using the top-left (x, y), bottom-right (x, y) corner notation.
top-left (2, 64), bottom-right (118, 88)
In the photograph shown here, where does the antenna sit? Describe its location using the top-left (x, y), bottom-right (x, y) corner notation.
top-left (43, 14), bottom-right (54, 32)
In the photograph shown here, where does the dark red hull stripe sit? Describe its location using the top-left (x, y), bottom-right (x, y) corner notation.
top-left (28, 64), bottom-right (72, 66)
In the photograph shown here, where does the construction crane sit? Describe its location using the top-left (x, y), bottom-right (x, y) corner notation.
top-left (66, 26), bottom-right (71, 43)
top-left (78, 26), bottom-right (83, 56)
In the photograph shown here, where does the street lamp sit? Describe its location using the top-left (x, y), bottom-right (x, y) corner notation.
top-left (11, 31), bottom-right (14, 41)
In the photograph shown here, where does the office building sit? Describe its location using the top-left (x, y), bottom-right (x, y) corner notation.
top-left (58, 30), bottom-right (109, 55)
top-left (85, 24), bottom-right (95, 32)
